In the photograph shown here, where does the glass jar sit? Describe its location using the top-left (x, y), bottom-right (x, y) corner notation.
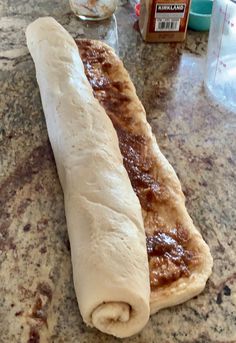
top-left (69, 0), bottom-right (118, 20)
top-left (73, 15), bottom-right (119, 54)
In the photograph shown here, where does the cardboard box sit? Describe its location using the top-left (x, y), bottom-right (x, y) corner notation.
top-left (139, 0), bottom-right (191, 42)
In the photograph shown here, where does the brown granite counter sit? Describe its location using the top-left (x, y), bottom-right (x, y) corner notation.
top-left (0, 1), bottom-right (236, 342)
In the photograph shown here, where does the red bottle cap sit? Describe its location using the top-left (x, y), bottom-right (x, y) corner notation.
top-left (135, 3), bottom-right (140, 17)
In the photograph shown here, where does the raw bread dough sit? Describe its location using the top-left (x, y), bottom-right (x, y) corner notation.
top-left (26, 17), bottom-right (150, 338)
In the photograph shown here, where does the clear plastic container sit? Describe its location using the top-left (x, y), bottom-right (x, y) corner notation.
top-left (70, 0), bottom-right (118, 20)
top-left (205, 0), bottom-right (236, 113)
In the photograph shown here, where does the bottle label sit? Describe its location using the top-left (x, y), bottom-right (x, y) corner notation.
top-left (149, 0), bottom-right (190, 33)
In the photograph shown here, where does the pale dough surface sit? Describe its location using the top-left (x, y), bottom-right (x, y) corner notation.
top-left (26, 17), bottom-right (150, 338)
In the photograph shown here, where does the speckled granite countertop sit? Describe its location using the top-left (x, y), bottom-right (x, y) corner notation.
top-left (0, 1), bottom-right (236, 342)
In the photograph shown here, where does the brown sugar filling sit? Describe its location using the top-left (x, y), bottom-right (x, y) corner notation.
top-left (76, 40), bottom-right (198, 289)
